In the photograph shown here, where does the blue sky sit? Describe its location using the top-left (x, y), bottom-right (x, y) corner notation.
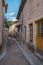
top-left (5, 0), bottom-right (21, 21)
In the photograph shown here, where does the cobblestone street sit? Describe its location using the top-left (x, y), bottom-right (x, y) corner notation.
top-left (0, 38), bottom-right (30, 65)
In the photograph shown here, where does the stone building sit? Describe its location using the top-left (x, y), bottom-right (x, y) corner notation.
top-left (0, 0), bottom-right (8, 59)
top-left (17, 0), bottom-right (43, 59)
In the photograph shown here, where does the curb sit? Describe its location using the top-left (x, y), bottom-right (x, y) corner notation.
top-left (0, 52), bottom-right (6, 60)
top-left (35, 52), bottom-right (43, 61)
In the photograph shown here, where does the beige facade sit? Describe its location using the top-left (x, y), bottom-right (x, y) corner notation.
top-left (0, 0), bottom-right (6, 46)
top-left (18, 0), bottom-right (43, 53)
top-left (0, 0), bottom-right (8, 55)
top-left (9, 23), bottom-right (17, 35)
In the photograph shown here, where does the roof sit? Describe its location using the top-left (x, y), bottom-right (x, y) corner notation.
top-left (17, 0), bottom-right (26, 19)
top-left (2, 0), bottom-right (8, 13)
top-left (5, 3), bottom-right (8, 13)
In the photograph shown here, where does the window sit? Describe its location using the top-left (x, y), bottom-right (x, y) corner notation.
top-left (29, 23), bottom-right (33, 42)
top-left (38, 22), bottom-right (43, 37)
top-left (24, 26), bottom-right (26, 40)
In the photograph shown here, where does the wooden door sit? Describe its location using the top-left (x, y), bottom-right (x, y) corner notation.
top-left (36, 22), bottom-right (43, 51)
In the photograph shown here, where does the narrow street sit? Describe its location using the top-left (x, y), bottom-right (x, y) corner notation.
top-left (0, 0), bottom-right (43, 65)
top-left (0, 38), bottom-right (30, 65)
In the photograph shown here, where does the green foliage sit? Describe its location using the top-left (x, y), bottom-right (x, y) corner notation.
top-left (5, 21), bottom-right (11, 28)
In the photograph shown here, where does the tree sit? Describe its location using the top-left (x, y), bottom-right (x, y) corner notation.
top-left (5, 21), bottom-right (11, 28)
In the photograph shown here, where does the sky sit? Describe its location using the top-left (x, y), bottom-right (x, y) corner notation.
top-left (5, 0), bottom-right (21, 21)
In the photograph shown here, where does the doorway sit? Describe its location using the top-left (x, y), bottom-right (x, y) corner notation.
top-left (36, 22), bottom-right (43, 51)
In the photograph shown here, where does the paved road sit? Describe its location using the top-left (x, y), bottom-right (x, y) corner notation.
top-left (0, 38), bottom-right (30, 65)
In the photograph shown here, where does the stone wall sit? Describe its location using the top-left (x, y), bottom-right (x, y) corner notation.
top-left (22, 0), bottom-right (43, 47)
